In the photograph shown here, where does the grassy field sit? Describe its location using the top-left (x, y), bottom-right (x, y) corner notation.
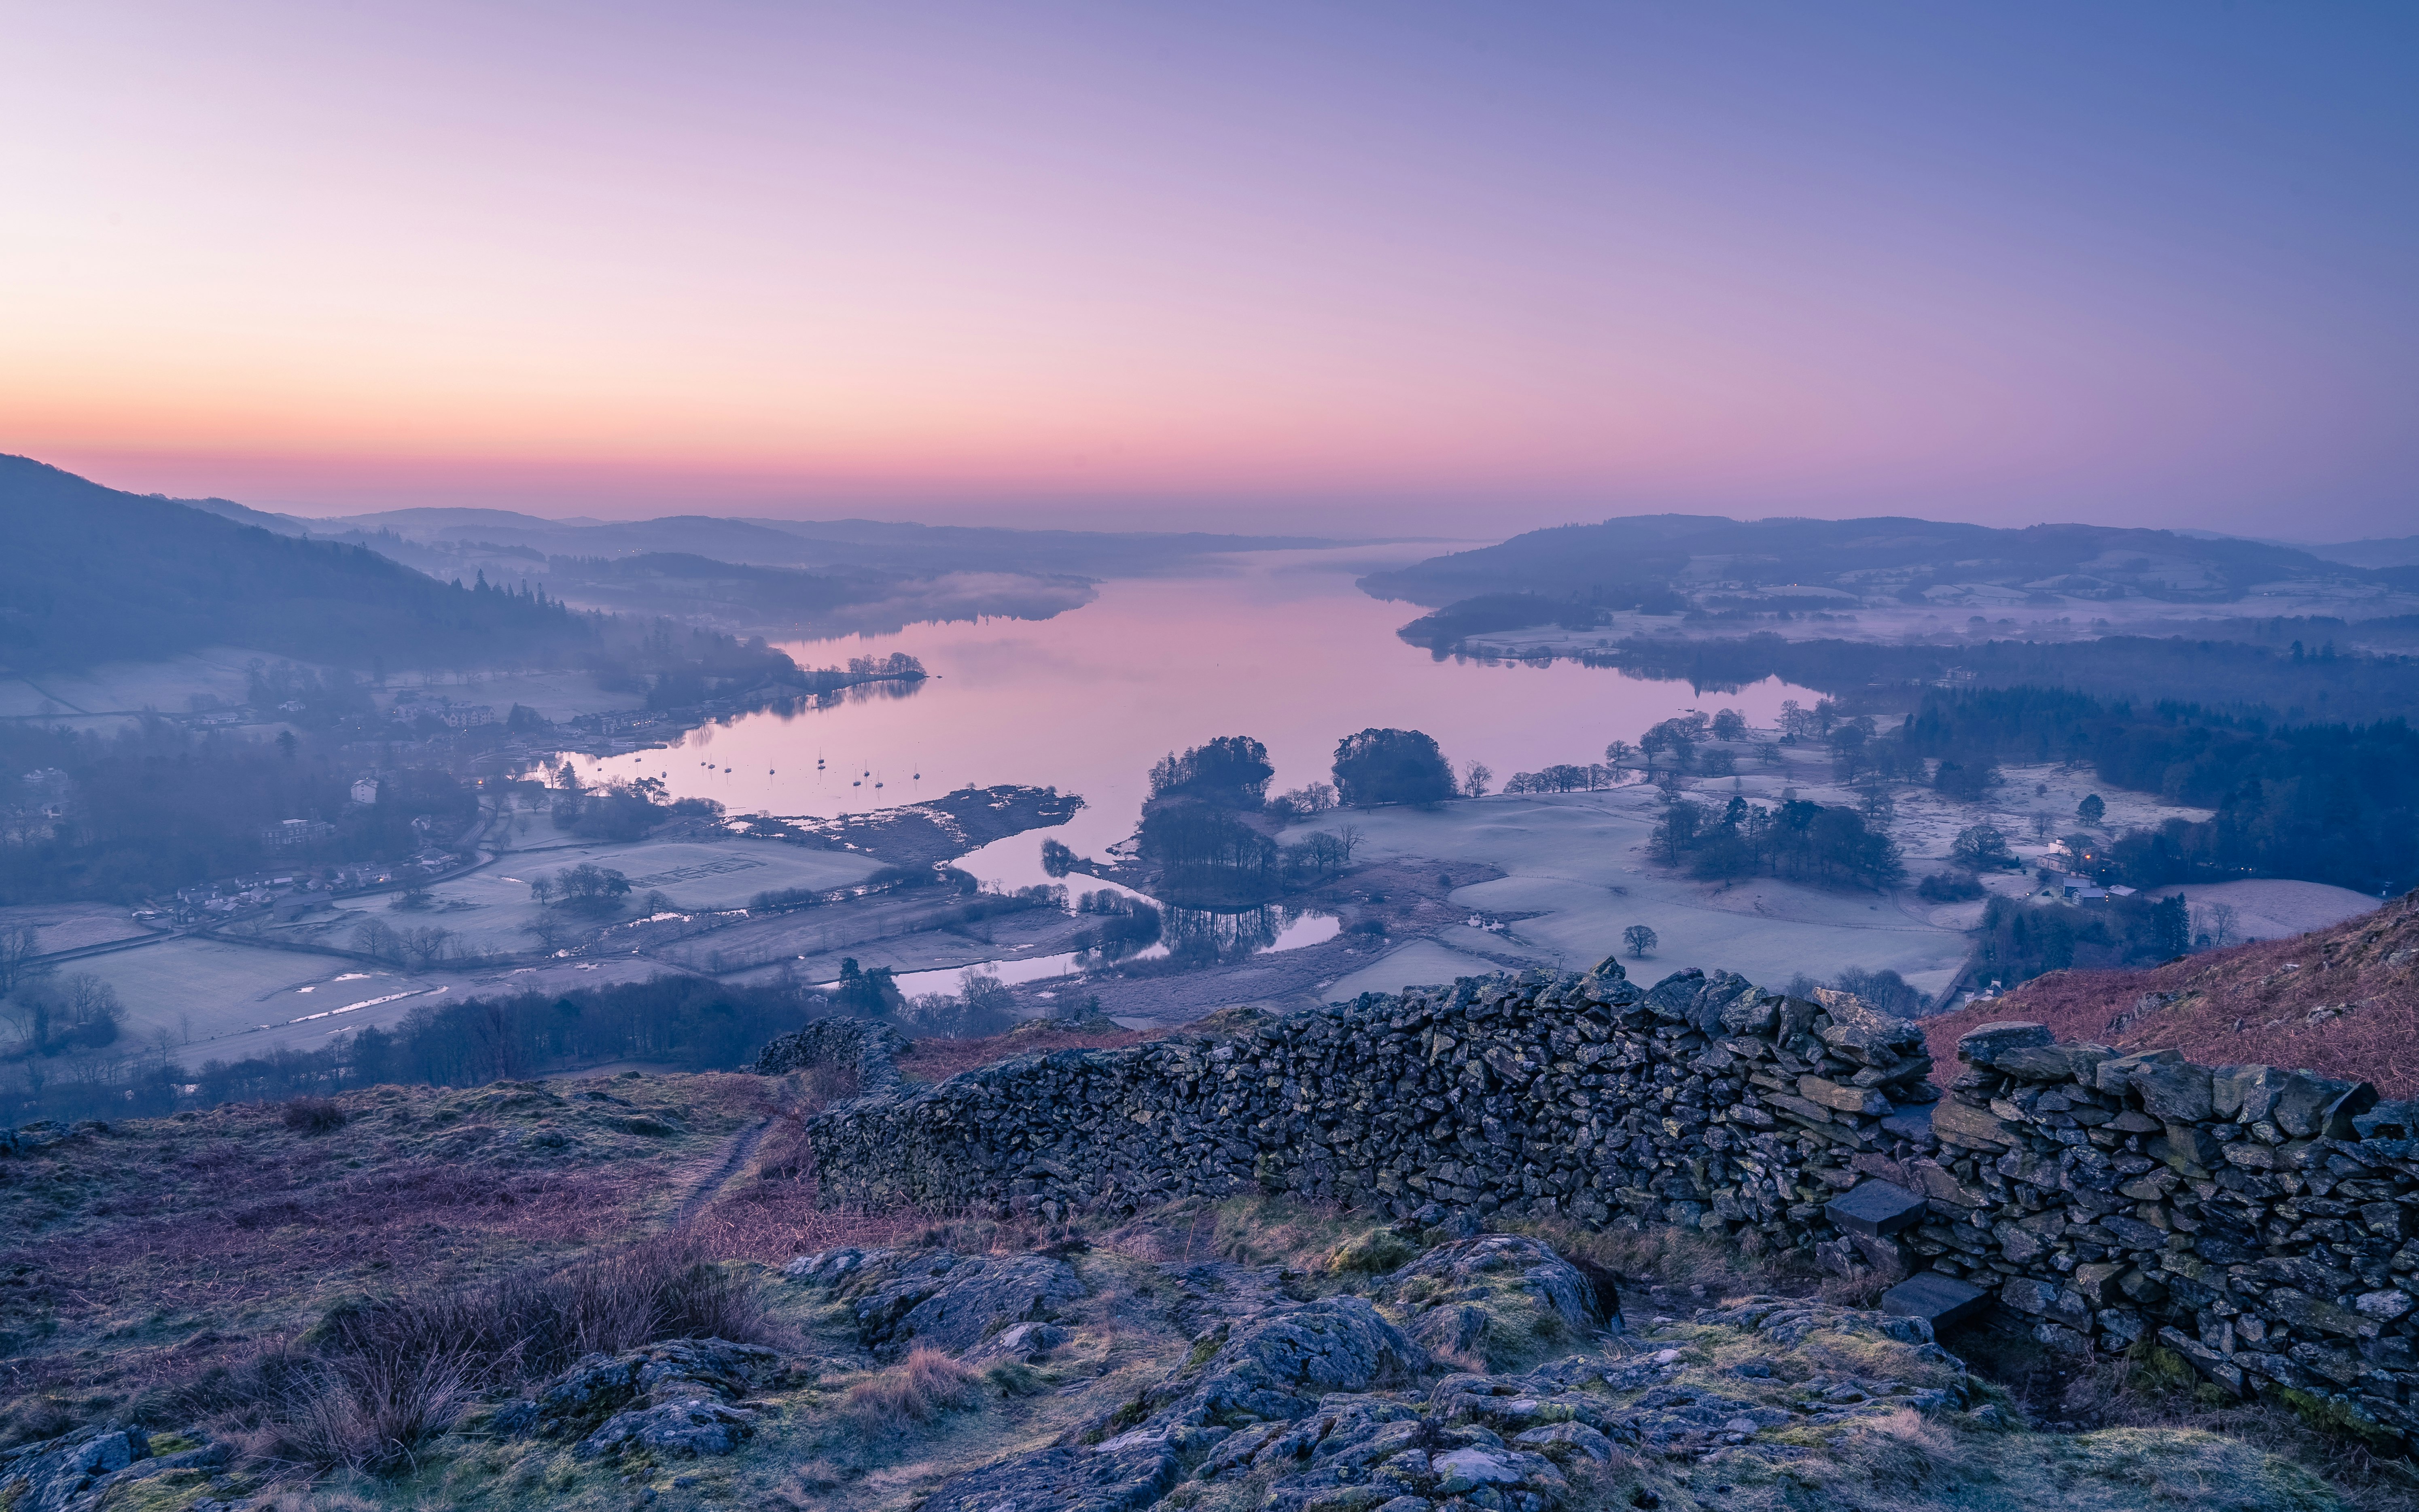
top-left (57, 937), bottom-right (685, 1061)
top-left (0, 646), bottom-right (270, 718)
top-left (0, 901), bottom-right (155, 954)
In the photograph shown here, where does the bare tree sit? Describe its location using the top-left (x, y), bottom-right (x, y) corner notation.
top-left (0, 923), bottom-right (45, 996)
top-left (524, 912), bottom-right (569, 953)
top-left (1461, 762), bottom-right (1493, 798)
top-left (1623, 924), bottom-right (1658, 959)
top-left (399, 926), bottom-right (454, 971)
top-left (1336, 825), bottom-right (1365, 863)
top-left (352, 919), bottom-right (403, 963)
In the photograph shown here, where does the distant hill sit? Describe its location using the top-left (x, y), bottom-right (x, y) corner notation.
top-left (311, 505), bottom-right (1342, 578)
top-left (1921, 891), bottom-right (2418, 1094)
top-left (1360, 513), bottom-right (2379, 608)
top-left (2308, 534), bottom-right (2419, 570)
top-left (0, 456), bottom-right (590, 673)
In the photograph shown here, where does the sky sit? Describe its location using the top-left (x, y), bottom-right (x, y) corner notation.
top-left (4, 2), bottom-right (2416, 539)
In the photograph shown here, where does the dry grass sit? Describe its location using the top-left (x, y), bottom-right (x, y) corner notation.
top-left (840, 1347), bottom-right (981, 1432)
top-left (173, 1236), bottom-right (788, 1475)
top-left (1925, 890), bottom-right (2419, 1092)
top-left (280, 1096), bottom-right (347, 1134)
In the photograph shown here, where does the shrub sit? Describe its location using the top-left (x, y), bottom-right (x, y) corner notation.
top-left (282, 1096), bottom-right (346, 1134)
top-left (841, 1347), bottom-right (980, 1431)
top-left (1917, 872), bottom-right (1985, 902)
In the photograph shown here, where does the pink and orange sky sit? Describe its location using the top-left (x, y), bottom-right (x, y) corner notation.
top-left (6, 3), bottom-right (2415, 537)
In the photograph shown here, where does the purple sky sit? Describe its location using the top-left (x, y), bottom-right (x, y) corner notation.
top-left (6, 3), bottom-right (2415, 539)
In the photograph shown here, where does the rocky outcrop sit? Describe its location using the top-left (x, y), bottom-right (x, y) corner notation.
top-left (492, 1337), bottom-right (780, 1459)
top-left (0, 1425), bottom-right (229, 1512)
top-left (782, 1246), bottom-right (1085, 1359)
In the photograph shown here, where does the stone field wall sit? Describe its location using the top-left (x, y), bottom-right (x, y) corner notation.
top-left (792, 958), bottom-right (2419, 1439)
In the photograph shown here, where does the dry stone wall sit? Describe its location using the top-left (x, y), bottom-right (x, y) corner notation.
top-left (792, 958), bottom-right (2419, 1439)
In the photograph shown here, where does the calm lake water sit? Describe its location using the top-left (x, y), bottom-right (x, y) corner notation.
top-left (564, 544), bottom-right (1819, 891)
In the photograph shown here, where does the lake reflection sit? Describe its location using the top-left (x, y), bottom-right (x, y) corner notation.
top-left (564, 544), bottom-right (1823, 891)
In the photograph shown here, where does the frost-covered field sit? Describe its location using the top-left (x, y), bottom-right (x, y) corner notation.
top-left (1292, 782), bottom-right (1977, 1005)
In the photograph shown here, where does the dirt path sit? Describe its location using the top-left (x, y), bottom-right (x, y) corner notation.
top-left (672, 1114), bottom-right (777, 1227)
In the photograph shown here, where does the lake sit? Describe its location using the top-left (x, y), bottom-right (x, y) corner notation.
top-left (561, 544), bottom-right (1822, 891)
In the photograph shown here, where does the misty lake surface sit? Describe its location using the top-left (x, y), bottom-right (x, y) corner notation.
top-left (566, 544), bottom-right (1821, 892)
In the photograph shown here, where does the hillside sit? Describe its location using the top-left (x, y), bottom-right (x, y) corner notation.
top-left (1923, 891), bottom-right (2419, 1093)
top-left (0, 456), bottom-right (591, 673)
top-left (1361, 513), bottom-right (2380, 609)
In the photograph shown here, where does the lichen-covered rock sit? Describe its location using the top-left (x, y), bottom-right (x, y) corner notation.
top-left (524, 1338), bottom-right (777, 1438)
top-left (800, 1247), bottom-right (1085, 1358)
top-left (1161, 1297), bottom-right (1427, 1427)
top-left (918, 1441), bottom-right (1181, 1512)
top-left (576, 1399), bottom-right (757, 1459)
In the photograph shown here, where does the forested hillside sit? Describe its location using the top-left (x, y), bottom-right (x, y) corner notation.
top-left (0, 456), bottom-right (593, 672)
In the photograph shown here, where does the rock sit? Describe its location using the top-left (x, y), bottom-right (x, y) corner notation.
top-left (1516, 1421), bottom-right (1617, 1463)
top-left (1880, 1103), bottom-right (1936, 1143)
top-left (2131, 1063), bottom-right (2214, 1123)
top-left (1171, 1297), bottom-right (1428, 1425)
top-left (1800, 1076), bottom-right (1891, 1116)
top-left (1955, 1022), bottom-right (2052, 1065)
top-left (1825, 1179), bottom-right (1928, 1239)
top-left (527, 1338), bottom-right (776, 1438)
top-left (1990, 1044), bottom-right (2112, 1084)
top-left (885, 1252), bottom-right (1086, 1357)
top-left (966, 1320), bottom-right (1069, 1364)
top-left (1815, 992), bottom-right (1926, 1064)
top-left (2093, 1048), bottom-right (2184, 1096)
top-left (0, 1425), bottom-right (153, 1512)
top-left (1929, 1098), bottom-right (2021, 1150)
top-left (577, 1400), bottom-right (757, 1459)
top-left (1431, 1447), bottom-right (1528, 1489)
top-left (1881, 1273), bottom-right (1989, 1332)
top-left (919, 1442), bottom-right (1182, 1512)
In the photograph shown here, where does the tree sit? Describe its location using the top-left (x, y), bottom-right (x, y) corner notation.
top-left (528, 875), bottom-right (555, 908)
top-left (1711, 708), bottom-right (1748, 741)
top-left (833, 957), bottom-right (901, 1017)
top-left (352, 919), bottom-right (402, 963)
top-left (2030, 810), bottom-right (2056, 843)
top-left (1461, 762), bottom-right (1493, 798)
top-left (1040, 838), bottom-right (1077, 877)
top-left (1332, 728), bottom-right (1456, 808)
top-left (0, 924), bottom-right (45, 996)
top-left (1950, 824), bottom-right (2018, 871)
top-left (1623, 924), bottom-right (1658, 959)
top-left (1149, 736), bottom-right (1274, 806)
top-left (524, 912), bottom-right (568, 952)
top-left (2077, 793), bottom-right (2106, 825)
top-left (399, 926), bottom-right (454, 971)
top-left (1603, 739), bottom-right (1635, 769)
top-left (552, 863), bottom-right (633, 916)
top-left (1336, 824), bottom-right (1364, 863)
top-left (2149, 893), bottom-right (2190, 959)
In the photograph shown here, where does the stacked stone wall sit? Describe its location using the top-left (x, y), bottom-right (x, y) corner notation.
top-left (793, 958), bottom-right (2419, 1437)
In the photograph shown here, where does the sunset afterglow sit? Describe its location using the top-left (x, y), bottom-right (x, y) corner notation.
top-left (6, 3), bottom-right (2415, 534)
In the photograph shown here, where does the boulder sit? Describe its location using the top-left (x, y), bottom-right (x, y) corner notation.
top-left (577, 1400), bottom-right (757, 1459)
top-left (1954, 1021), bottom-right (2052, 1066)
